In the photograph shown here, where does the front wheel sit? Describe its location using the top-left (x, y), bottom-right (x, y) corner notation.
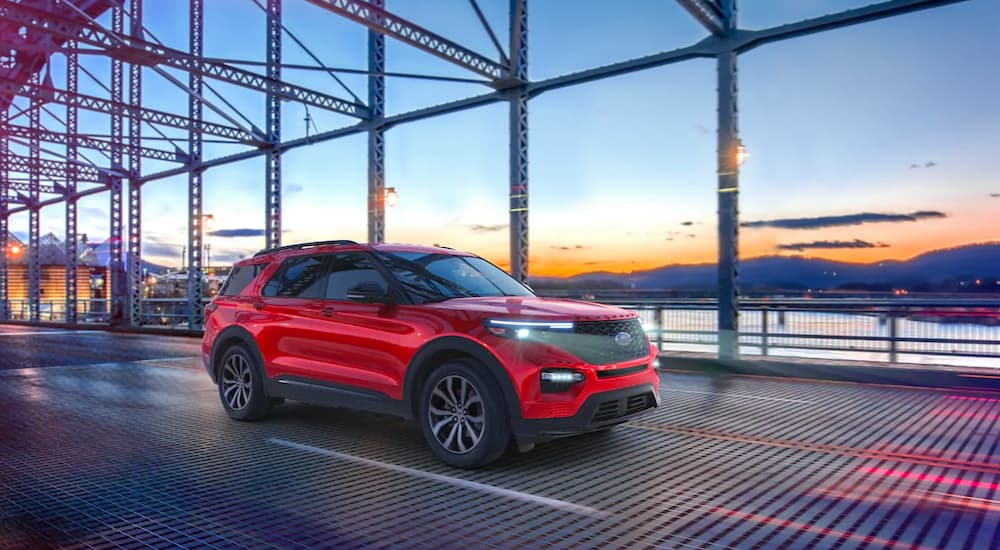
top-left (419, 361), bottom-right (511, 468)
top-left (218, 344), bottom-right (271, 421)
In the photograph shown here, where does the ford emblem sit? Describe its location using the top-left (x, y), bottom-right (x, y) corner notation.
top-left (614, 332), bottom-right (633, 346)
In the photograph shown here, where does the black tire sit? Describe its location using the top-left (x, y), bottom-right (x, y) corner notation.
top-left (418, 360), bottom-right (511, 468)
top-left (217, 344), bottom-right (271, 421)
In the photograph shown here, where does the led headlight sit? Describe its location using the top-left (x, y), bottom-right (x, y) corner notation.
top-left (483, 319), bottom-right (574, 339)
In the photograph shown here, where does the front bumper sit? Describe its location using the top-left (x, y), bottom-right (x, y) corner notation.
top-left (511, 383), bottom-right (660, 443)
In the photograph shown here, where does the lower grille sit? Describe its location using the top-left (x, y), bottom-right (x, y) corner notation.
top-left (591, 391), bottom-right (655, 423)
top-left (626, 394), bottom-right (651, 415)
top-left (593, 401), bottom-right (621, 422)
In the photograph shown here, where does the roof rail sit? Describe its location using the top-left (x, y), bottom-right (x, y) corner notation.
top-left (253, 240), bottom-right (360, 257)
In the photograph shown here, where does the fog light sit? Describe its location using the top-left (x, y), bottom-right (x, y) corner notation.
top-left (653, 358), bottom-right (661, 369)
top-left (540, 369), bottom-right (585, 393)
top-left (516, 328), bottom-right (530, 339)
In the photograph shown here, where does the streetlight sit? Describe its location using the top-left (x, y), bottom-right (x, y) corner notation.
top-left (735, 139), bottom-right (749, 167)
top-left (385, 187), bottom-right (398, 208)
top-left (8, 243), bottom-right (22, 257)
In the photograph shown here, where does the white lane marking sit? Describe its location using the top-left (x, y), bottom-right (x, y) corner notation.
top-left (0, 330), bottom-right (95, 337)
top-left (268, 437), bottom-right (609, 519)
top-left (662, 387), bottom-right (814, 404)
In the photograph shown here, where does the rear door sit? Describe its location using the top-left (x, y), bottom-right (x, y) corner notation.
top-left (254, 253), bottom-right (334, 380)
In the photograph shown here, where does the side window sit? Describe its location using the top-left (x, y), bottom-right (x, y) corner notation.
top-left (219, 263), bottom-right (267, 296)
top-left (262, 255), bottom-right (328, 298)
top-left (325, 253), bottom-right (388, 301)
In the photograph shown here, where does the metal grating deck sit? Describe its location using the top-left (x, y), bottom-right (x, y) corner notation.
top-left (0, 328), bottom-right (998, 548)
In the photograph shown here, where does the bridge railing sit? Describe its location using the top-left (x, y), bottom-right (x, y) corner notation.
top-left (581, 297), bottom-right (1000, 366)
top-left (4, 296), bottom-right (999, 366)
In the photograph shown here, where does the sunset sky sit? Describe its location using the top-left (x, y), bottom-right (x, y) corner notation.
top-left (7, 0), bottom-right (1000, 277)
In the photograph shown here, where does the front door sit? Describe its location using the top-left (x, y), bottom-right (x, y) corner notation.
top-left (310, 251), bottom-right (412, 399)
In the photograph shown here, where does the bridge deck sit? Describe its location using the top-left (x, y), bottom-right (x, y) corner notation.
top-left (1, 326), bottom-right (997, 548)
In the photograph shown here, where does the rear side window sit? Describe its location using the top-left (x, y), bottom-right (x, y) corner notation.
top-left (262, 255), bottom-right (328, 298)
top-left (219, 263), bottom-right (267, 296)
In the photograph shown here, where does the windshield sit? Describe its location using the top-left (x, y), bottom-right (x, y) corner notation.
top-left (375, 251), bottom-right (534, 304)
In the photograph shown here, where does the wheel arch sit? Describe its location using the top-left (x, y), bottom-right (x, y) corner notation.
top-left (210, 325), bottom-right (267, 384)
top-left (403, 336), bottom-right (521, 422)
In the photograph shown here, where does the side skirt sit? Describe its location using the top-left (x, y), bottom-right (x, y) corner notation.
top-left (265, 376), bottom-right (411, 420)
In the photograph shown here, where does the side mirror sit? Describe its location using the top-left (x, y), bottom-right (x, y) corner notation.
top-left (345, 282), bottom-right (387, 303)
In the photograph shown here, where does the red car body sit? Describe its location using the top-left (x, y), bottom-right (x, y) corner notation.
top-left (203, 241), bottom-right (659, 458)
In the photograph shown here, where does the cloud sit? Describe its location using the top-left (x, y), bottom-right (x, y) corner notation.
top-left (680, 221), bottom-right (694, 226)
top-left (742, 211), bottom-right (945, 230)
top-left (909, 161), bottom-right (937, 169)
top-left (469, 224), bottom-right (507, 233)
top-left (550, 244), bottom-right (587, 251)
top-left (777, 239), bottom-right (889, 252)
top-left (695, 124), bottom-right (710, 135)
top-left (286, 183), bottom-right (305, 194)
top-left (990, 193), bottom-right (1000, 198)
top-left (209, 228), bottom-right (266, 238)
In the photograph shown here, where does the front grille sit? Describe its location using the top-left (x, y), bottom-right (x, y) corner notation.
top-left (590, 391), bottom-right (656, 423)
top-left (596, 364), bottom-right (649, 379)
top-left (565, 319), bottom-right (648, 365)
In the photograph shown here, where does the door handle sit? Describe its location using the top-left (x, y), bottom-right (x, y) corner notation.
top-left (253, 302), bottom-right (265, 310)
top-left (321, 307), bottom-right (335, 318)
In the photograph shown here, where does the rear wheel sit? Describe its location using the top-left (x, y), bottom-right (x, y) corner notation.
top-left (419, 361), bottom-right (510, 468)
top-left (218, 344), bottom-right (270, 421)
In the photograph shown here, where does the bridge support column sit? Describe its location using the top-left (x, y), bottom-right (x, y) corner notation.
top-left (66, 43), bottom-right (79, 324)
top-left (367, 0), bottom-right (386, 244)
top-left (265, 0), bottom-right (282, 250)
top-left (717, 0), bottom-right (740, 360)
top-left (127, 0), bottom-right (144, 327)
top-left (508, 0), bottom-right (528, 282)
top-left (187, 0), bottom-right (205, 329)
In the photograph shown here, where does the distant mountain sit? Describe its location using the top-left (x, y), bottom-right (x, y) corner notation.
top-left (530, 243), bottom-right (1000, 291)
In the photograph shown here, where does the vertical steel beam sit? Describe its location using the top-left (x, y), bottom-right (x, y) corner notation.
top-left (127, 0), bottom-right (143, 326)
top-left (367, 0), bottom-right (386, 244)
top-left (28, 73), bottom-right (41, 323)
top-left (0, 197), bottom-right (6, 321)
top-left (265, 0), bottom-right (282, 249)
top-left (109, 6), bottom-right (126, 326)
top-left (65, 43), bottom-right (79, 324)
top-left (716, 0), bottom-right (740, 359)
top-left (0, 107), bottom-right (7, 321)
top-left (508, 0), bottom-right (529, 282)
top-left (188, 0), bottom-right (205, 328)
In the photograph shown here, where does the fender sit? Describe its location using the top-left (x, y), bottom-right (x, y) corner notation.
top-left (209, 325), bottom-right (266, 385)
top-left (403, 335), bottom-right (521, 423)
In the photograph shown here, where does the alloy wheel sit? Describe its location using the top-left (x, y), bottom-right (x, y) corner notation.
top-left (427, 375), bottom-right (486, 454)
top-left (221, 353), bottom-right (253, 411)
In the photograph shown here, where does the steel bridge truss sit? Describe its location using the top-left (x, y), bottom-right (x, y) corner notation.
top-left (0, 0), bottom-right (968, 355)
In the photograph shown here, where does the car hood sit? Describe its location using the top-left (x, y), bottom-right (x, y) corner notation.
top-left (424, 296), bottom-right (636, 322)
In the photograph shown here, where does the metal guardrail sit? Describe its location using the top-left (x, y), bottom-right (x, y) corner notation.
top-left (4, 296), bottom-right (999, 365)
top-left (591, 298), bottom-right (1000, 366)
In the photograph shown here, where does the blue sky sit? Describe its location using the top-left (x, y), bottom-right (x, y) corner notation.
top-left (8, 0), bottom-right (999, 275)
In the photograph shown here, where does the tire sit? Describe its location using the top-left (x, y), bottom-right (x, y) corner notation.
top-left (217, 344), bottom-right (271, 421)
top-left (418, 360), bottom-right (511, 468)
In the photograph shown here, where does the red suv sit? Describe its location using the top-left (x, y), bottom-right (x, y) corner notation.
top-left (203, 240), bottom-right (660, 467)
